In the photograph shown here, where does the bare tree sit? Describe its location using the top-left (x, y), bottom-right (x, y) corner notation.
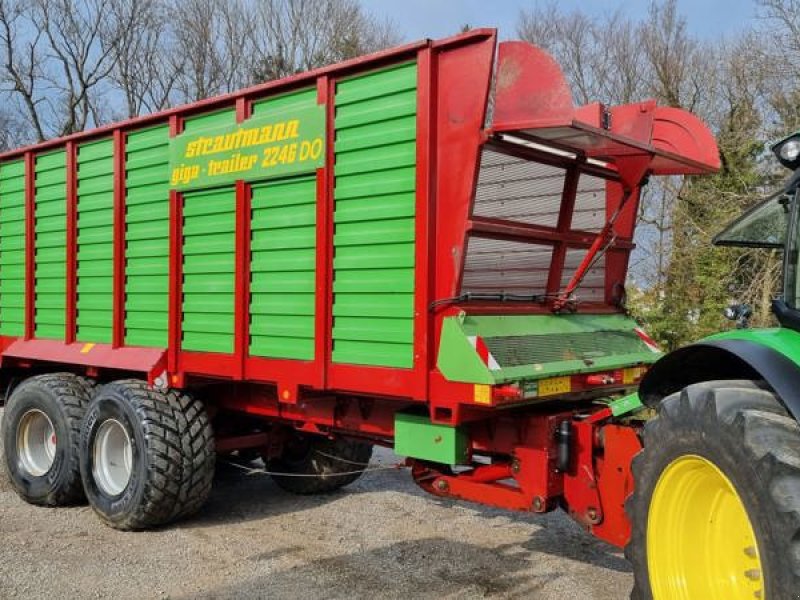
top-left (0, 0), bottom-right (48, 142)
top-left (250, 0), bottom-right (400, 82)
top-left (107, 0), bottom-right (178, 118)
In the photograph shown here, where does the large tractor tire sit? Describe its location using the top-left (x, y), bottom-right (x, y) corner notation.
top-left (79, 380), bottom-right (215, 530)
top-left (1, 373), bottom-right (95, 506)
top-left (626, 380), bottom-right (800, 599)
top-left (268, 433), bottom-right (373, 495)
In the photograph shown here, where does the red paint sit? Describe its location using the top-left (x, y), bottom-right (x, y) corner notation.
top-left (23, 152), bottom-right (35, 340)
top-left (112, 130), bottom-right (126, 348)
top-left (65, 142), bottom-right (77, 344)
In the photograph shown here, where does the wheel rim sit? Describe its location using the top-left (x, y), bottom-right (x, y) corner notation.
top-left (16, 409), bottom-right (57, 477)
top-left (92, 419), bottom-right (133, 496)
top-left (647, 454), bottom-right (764, 599)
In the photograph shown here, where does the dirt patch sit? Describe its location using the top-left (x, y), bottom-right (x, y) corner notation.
top-left (0, 407), bottom-right (632, 599)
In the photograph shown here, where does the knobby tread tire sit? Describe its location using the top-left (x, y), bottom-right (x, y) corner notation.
top-left (625, 379), bottom-right (800, 599)
top-left (269, 435), bottom-right (373, 495)
top-left (80, 380), bottom-right (214, 530)
top-left (2, 373), bottom-right (95, 506)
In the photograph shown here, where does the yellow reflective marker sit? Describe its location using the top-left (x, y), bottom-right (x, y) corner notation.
top-left (80, 343), bottom-right (95, 354)
top-left (473, 384), bottom-right (491, 405)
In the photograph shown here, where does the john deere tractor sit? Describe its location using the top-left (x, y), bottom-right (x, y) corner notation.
top-left (627, 133), bottom-right (800, 597)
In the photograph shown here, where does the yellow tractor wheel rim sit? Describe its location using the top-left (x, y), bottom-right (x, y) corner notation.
top-left (647, 454), bottom-right (764, 599)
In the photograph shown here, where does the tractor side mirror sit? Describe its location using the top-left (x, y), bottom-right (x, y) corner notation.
top-left (723, 303), bottom-right (752, 329)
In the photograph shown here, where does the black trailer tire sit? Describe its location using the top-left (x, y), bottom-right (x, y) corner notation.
top-left (625, 380), bottom-right (800, 599)
top-left (80, 380), bottom-right (214, 530)
top-left (268, 434), bottom-right (373, 495)
top-left (1, 373), bottom-right (94, 506)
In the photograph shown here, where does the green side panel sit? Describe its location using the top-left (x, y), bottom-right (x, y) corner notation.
top-left (35, 150), bottom-right (67, 340)
top-left (394, 413), bottom-right (468, 465)
top-left (332, 61), bottom-right (417, 368)
top-left (0, 159), bottom-right (26, 336)
top-left (181, 109), bottom-right (236, 353)
top-left (249, 174), bottom-right (316, 360)
top-left (77, 138), bottom-right (113, 343)
top-left (437, 313), bottom-right (663, 385)
top-left (125, 125), bottom-right (170, 347)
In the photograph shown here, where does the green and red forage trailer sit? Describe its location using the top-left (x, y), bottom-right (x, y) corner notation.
top-left (3, 28), bottom-right (765, 597)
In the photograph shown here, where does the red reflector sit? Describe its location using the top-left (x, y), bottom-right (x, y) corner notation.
top-left (492, 385), bottom-right (522, 400)
top-left (585, 374), bottom-right (615, 386)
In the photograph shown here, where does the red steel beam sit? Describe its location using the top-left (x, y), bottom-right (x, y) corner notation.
top-left (112, 130), bottom-right (126, 348)
top-left (413, 46), bottom-right (434, 400)
top-left (65, 142), bottom-right (77, 344)
top-left (546, 165), bottom-right (580, 295)
top-left (167, 115), bottom-right (183, 374)
top-left (23, 152), bottom-right (35, 340)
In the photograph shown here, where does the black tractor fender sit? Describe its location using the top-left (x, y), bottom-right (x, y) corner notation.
top-left (638, 338), bottom-right (800, 422)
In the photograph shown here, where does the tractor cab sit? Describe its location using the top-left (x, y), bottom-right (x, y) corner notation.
top-left (714, 132), bottom-right (800, 329)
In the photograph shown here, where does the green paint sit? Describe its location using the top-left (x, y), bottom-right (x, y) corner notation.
top-left (35, 151), bottom-right (67, 340)
top-left (394, 412), bottom-right (468, 465)
top-left (250, 174), bottom-right (316, 360)
top-left (169, 99), bottom-right (324, 192)
top-left (125, 124), bottom-right (170, 347)
top-left (437, 313), bottom-right (660, 385)
top-left (332, 61), bottom-right (417, 368)
top-left (247, 88), bottom-right (318, 361)
top-left (706, 327), bottom-right (800, 364)
top-left (181, 111), bottom-right (236, 354)
top-left (610, 392), bottom-right (644, 417)
top-left (0, 159), bottom-right (25, 336)
top-left (77, 138), bottom-right (114, 343)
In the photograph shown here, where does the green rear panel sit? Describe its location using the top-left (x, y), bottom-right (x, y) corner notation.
top-left (77, 138), bottom-right (114, 343)
top-left (437, 313), bottom-right (661, 386)
top-left (34, 151), bottom-right (67, 340)
top-left (0, 160), bottom-right (26, 336)
top-left (125, 125), bottom-right (170, 347)
top-left (332, 61), bottom-right (417, 368)
top-left (248, 88), bottom-right (318, 361)
top-left (181, 109), bottom-right (236, 354)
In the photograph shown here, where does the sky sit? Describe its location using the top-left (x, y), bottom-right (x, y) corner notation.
top-left (361, 0), bottom-right (757, 42)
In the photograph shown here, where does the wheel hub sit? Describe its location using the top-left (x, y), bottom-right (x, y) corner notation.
top-left (92, 419), bottom-right (133, 497)
top-left (16, 409), bottom-right (57, 477)
top-left (647, 454), bottom-right (764, 599)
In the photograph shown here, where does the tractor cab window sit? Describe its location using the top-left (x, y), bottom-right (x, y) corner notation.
top-left (713, 191), bottom-right (790, 248)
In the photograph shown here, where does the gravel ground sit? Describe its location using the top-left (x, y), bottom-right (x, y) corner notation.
top-left (0, 407), bottom-right (633, 599)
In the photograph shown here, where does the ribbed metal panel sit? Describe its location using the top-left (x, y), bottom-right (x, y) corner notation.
top-left (250, 174), bottom-right (316, 359)
top-left (0, 159), bottom-right (26, 336)
top-left (572, 174), bottom-right (606, 232)
top-left (248, 88), bottom-right (318, 360)
top-left (181, 107), bottom-right (237, 354)
top-left (474, 149), bottom-right (607, 232)
top-left (125, 125), bottom-right (170, 347)
top-left (561, 248), bottom-right (606, 302)
top-left (484, 329), bottom-right (650, 368)
top-left (332, 61), bottom-right (417, 368)
top-left (77, 138), bottom-right (114, 343)
top-left (473, 149), bottom-right (565, 226)
top-left (34, 151), bottom-right (67, 339)
top-left (461, 237), bottom-right (552, 296)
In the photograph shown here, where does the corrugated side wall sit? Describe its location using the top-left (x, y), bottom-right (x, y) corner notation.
top-left (76, 138), bottom-right (114, 343)
top-left (125, 125), bottom-right (170, 347)
top-left (249, 88), bottom-right (318, 361)
top-left (181, 109), bottom-right (237, 354)
top-left (34, 151), bottom-right (67, 340)
top-left (0, 159), bottom-right (25, 336)
top-left (332, 61), bottom-right (418, 369)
